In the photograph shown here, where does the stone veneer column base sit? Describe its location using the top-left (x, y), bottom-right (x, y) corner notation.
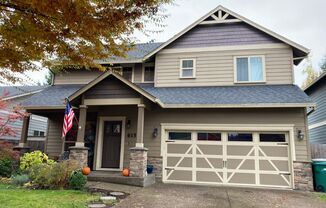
top-left (293, 161), bottom-right (314, 191)
top-left (148, 156), bottom-right (163, 177)
top-left (129, 147), bottom-right (148, 177)
top-left (69, 146), bottom-right (89, 167)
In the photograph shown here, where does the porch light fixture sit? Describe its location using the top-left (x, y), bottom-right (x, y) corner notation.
top-left (297, 130), bottom-right (304, 140)
top-left (153, 128), bottom-right (158, 138)
top-left (126, 120), bottom-right (131, 129)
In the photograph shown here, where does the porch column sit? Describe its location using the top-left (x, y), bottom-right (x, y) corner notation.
top-left (14, 115), bottom-right (30, 155)
top-left (69, 105), bottom-right (89, 167)
top-left (76, 105), bottom-right (87, 147)
top-left (129, 104), bottom-right (148, 177)
top-left (135, 104), bottom-right (145, 148)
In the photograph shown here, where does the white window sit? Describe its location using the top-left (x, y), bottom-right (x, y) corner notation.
top-left (234, 56), bottom-right (265, 83)
top-left (180, 59), bottom-right (196, 78)
top-left (143, 63), bottom-right (155, 83)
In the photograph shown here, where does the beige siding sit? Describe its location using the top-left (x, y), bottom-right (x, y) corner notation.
top-left (54, 70), bottom-right (102, 85)
top-left (45, 116), bottom-right (63, 159)
top-left (143, 107), bottom-right (309, 162)
top-left (155, 46), bottom-right (293, 87)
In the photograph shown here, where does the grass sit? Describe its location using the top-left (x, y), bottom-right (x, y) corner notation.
top-left (318, 193), bottom-right (326, 202)
top-left (0, 183), bottom-right (100, 208)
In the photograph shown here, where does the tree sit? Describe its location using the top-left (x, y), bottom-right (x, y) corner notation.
top-left (0, 0), bottom-right (171, 83)
top-left (0, 91), bottom-right (28, 138)
top-left (320, 54), bottom-right (326, 74)
top-left (301, 58), bottom-right (319, 89)
top-left (44, 71), bottom-right (53, 85)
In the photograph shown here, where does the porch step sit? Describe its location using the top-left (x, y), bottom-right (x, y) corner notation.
top-left (87, 171), bottom-right (155, 187)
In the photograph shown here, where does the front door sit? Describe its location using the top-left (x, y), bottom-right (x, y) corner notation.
top-left (101, 121), bottom-right (122, 168)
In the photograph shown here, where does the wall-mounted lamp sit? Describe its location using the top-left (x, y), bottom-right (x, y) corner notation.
top-left (153, 128), bottom-right (158, 138)
top-left (297, 130), bottom-right (305, 140)
top-left (126, 120), bottom-right (131, 129)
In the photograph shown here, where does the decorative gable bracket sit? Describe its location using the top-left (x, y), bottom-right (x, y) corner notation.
top-left (200, 9), bottom-right (241, 25)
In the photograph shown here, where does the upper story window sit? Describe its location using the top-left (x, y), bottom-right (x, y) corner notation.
top-left (122, 67), bottom-right (133, 82)
top-left (180, 59), bottom-right (196, 78)
top-left (235, 56), bottom-right (265, 83)
top-left (143, 64), bottom-right (155, 83)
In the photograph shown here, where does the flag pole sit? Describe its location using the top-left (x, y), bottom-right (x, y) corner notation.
top-left (65, 97), bottom-right (79, 126)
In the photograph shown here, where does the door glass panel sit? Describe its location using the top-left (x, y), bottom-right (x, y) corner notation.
top-left (228, 133), bottom-right (253, 141)
top-left (168, 132), bottom-right (191, 140)
top-left (198, 133), bottom-right (221, 141)
top-left (259, 134), bottom-right (286, 142)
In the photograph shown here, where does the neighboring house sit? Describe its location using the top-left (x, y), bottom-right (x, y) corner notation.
top-left (20, 6), bottom-right (314, 190)
top-left (0, 86), bottom-right (48, 151)
top-left (304, 72), bottom-right (326, 143)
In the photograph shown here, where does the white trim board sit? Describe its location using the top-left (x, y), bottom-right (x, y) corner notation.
top-left (95, 116), bottom-right (126, 171)
top-left (309, 120), bottom-right (326, 129)
top-left (159, 43), bottom-right (289, 54)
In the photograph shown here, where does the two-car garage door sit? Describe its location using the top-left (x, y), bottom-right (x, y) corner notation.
top-left (162, 128), bottom-right (293, 189)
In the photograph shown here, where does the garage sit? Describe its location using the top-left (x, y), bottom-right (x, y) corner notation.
top-left (162, 124), bottom-right (294, 189)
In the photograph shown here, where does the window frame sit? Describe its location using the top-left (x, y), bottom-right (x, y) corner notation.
top-left (234, 55), bottom-right (266, 83)
top-left (142, 63), bottom-right (155, 83)
top-left (179, 58), bottom-right (196, 79)
top-left (121, 65), bottom-right (134, 82)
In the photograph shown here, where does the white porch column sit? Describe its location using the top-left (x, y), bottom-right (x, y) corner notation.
top-left (135, 104), bottom-right (145, 148)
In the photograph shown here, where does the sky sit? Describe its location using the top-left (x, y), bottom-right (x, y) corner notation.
top-left (26, 0), bottom-right (326, 86)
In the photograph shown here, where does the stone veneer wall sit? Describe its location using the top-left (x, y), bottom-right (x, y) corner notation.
top-left (148, 156), bottom-right (163, 177)
top-left (293, 161), bottom-right (314, 191)
top-left (69, 147), bottom-right (88, 167)
top-left (129, 147), bottom-right (148, 177)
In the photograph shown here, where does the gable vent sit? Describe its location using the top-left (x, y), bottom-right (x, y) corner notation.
top-left (200, 9), bottom-right (241, 25)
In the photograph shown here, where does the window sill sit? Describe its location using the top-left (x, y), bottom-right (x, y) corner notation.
top-left (179, 77), bottom-right (196, 79)
top-left (234, 81), bottom-right (266, 84)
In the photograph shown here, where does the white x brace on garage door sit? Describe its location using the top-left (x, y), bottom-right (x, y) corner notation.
top-left (161, 124), bottom-right (295, 189)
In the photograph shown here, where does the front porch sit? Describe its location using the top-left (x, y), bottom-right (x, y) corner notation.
top-left (16, 73), bottom-right (160, 187)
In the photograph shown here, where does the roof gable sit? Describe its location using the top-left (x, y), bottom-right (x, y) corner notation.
top-left (68, 71), bottom-right (158, 104)
top-left (144, 5), bottom-right (309, 65)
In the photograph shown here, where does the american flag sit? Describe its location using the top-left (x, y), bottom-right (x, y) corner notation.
top-left (62, 99), bottom-right (75, 138)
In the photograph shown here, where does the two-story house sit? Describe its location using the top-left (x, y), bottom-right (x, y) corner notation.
top-left (19, 6), bottom-right (314, 190)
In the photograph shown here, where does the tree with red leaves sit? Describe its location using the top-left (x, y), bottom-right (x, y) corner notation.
top-left (0, 91), bottom-right (28, 138)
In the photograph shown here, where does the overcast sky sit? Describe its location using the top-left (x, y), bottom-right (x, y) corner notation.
top-left (27, 0), bottom-right (326, 86)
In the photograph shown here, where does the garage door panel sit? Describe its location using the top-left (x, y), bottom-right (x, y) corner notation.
top-left (227, 159), bottom-right (255, 170)
top-left (196, 158), bottom-right (223, 169)
top-left (167, 144), bottom-right (192, 154)
top-left (197, 171), bottom-right (223, 183)
top-left (260, 160), bottom-right (289, 172)
top-left (259, 146), bottom-right (288, 157)
top-left (260, 174), bottom-right (290, 187)
top-left (227, 146), bottom-right (254, 156)
top-left (227, 173), bottom-right (256, 184)
top-left (167, 157), bottom-right (192, 167)
top-left (197, 145), bottom-right (222, 155)
top-left (168, 170), bottom-right (192, 181)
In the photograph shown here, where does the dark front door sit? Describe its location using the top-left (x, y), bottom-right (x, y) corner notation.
top-left (101, 121), bottom-right (122, 168)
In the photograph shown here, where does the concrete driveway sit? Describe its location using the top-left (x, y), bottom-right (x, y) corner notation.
top-left (87, 182), bottom-right (326, 208)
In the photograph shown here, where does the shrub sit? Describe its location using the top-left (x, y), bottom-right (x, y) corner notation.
top-left (0, 177), bottom-right (12, 184)
top-left (11, 174), bottom-right (29, 186)
top-left (20, 151), bottom-right (56, 171)
top-left (69, 170), bottom-right (87, 190)
top-left (28, 160), bottom-right (80, 189)
top-left (0, 141), bottom-right (19, 177)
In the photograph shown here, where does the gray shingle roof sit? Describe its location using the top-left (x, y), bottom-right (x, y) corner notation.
top-left (23, 84), bottom-right (313, 108)
top-left (0, 85), bottom-right (48, 99)
top-left (139, 84), bottom-right (313, 105)
top-left (96, 42), bottom-right (163, 63)
top-left (23, 85), bottom-right (83, 107)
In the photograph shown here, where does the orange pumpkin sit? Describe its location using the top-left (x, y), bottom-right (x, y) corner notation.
top-left (122, 168), bottom-right (130, 177)
top-left (82, 166), bottom-right (91, 176)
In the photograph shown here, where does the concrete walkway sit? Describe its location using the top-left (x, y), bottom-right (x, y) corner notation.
top-left (87, 182), bottom-right (326, 208)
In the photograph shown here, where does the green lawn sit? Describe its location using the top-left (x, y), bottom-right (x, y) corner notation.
top-left (0, 184), bottom-right (100, 208)
top-left (319, 193), bottom-right (326, 202)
